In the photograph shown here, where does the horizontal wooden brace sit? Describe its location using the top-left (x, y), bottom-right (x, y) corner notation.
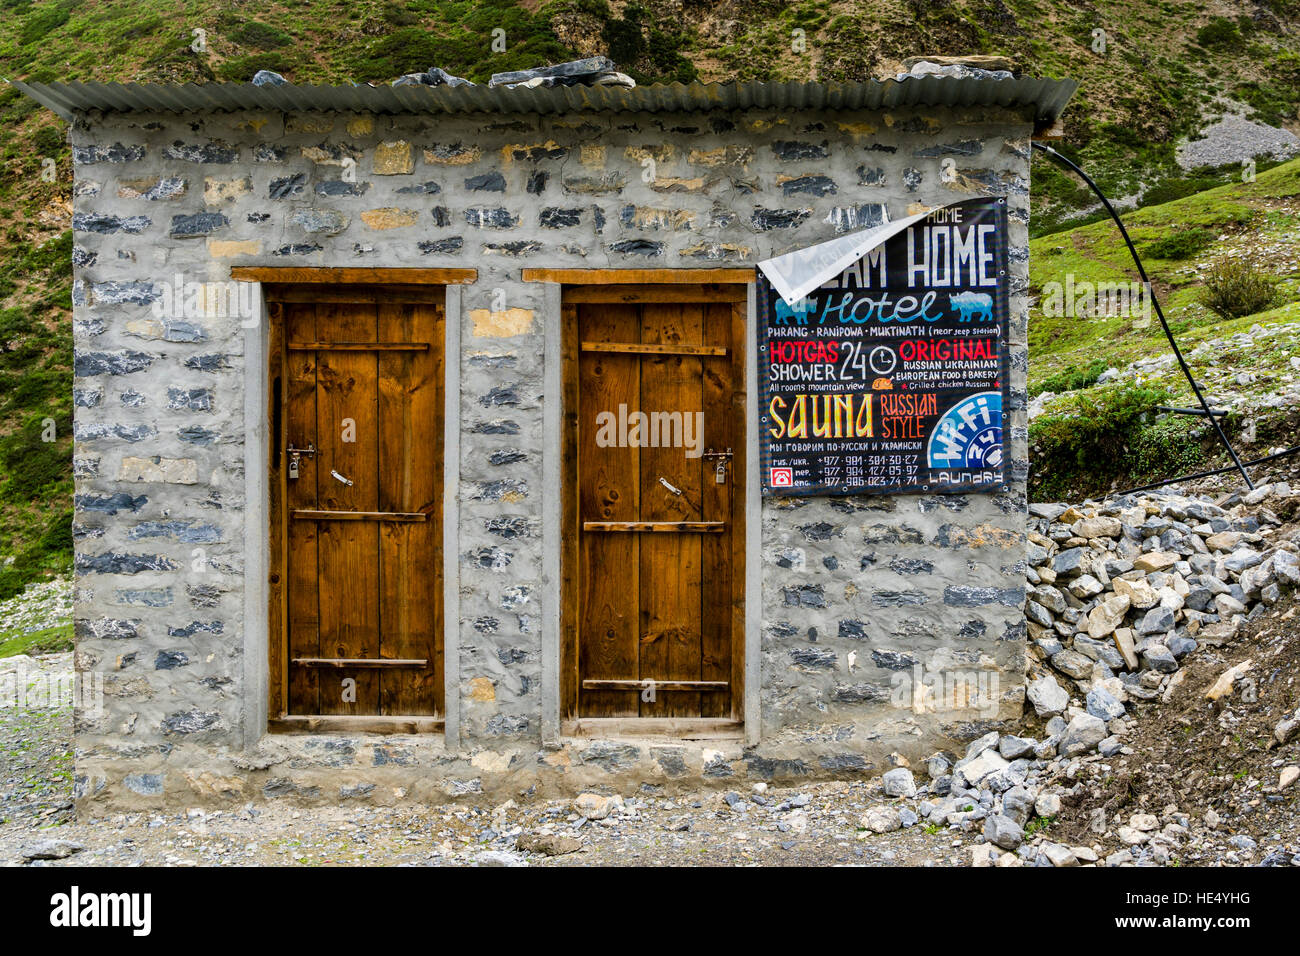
top-left (288, 342), bottom-right (431, 351)
top-left (269, 715), bottom-right (443, 735)
top-left (583, 521), bottom-right (724, 533)
top-left (580, 341), bottom-right (727, 357)
top-left (232, 267), bottom-right (476, 284)
top-left (563, 284), bottom-right (747, 303)
top-left (581, 680), bottom-right (730, 692)
top-left (522, 268), bottom-right (754, 285)
top-left (292, 657), bottom-right (429, 668)
top-left (292, 509), bottom-right (427, 523)
top-left (264, 286), bottom-right (447, 304)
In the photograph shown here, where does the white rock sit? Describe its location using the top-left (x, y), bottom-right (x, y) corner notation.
top-left (1041, 842), bottom-right (1079, 866)
top-left (1027, 675), bottom-right (1069, 717)
top-left (882, 768), bottom-right (916, 798)
top-left (860, 805), bottom-right (902, 833)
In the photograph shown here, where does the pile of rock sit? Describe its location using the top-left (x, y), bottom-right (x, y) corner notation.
top-left (1025, 484), bottom-right (1299, 712)
top-left (854, 484), bottom-right (1300, 865)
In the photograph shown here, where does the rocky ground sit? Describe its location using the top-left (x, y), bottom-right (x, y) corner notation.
top-left (2, 485), bottom-right (1299, 867)
top-left (1177, 115), bottom-right (1300, 171)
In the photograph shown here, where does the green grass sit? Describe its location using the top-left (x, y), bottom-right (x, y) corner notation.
top-left (0, 622), bottom-right (73, 657)
top-left (0, 1), bottom-right (1299, 577)
top-left (1030, 157), bottom-right (1300, 390)
top-left (1029, 156), bottom-right (1300, 497)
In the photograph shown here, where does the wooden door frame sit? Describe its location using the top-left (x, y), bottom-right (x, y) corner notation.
top-left (238, 267), bottom-right (474, 737)
top-left (532, 269), bottom-right (757, 741)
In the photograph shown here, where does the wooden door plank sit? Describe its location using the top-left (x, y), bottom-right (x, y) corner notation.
top-left (638, 302), bottom-right (704, 718)
top-left (285, 303), bottom-right (321, 715)
top-left (728, 299), bottom-right (748, 721)
top-left (268, 303), bottom-right (287, 718)
top-left (580, 341), bottom-right (726, 356)
top-left (582, 680), bottom-right (728, 692)
top-left (315, 301), bottom-right (381, 715)
top-left (583, 521), bottom-right (723, 532)
top-left (578, 302), bottom-right (641, 717)
top-left (294, 658), bottom-right (429, 668)
top-left (292, 510), bottom-right (426, 522)
top-left (700, 300), bottom-right (734, 718)
top-left (377, 302), bottom-right (442, 716)
top-left (269, 715), bottom-right (443, 734)
top-left (560, 302), bottom-right (581, 720)
top-left (289, 342), bottom-right (430, 352)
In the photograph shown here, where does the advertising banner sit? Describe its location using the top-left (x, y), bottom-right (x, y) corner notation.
top-left (758, 197), bottom-right (1011, 497)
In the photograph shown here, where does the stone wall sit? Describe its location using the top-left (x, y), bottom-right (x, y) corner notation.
top-left (67, 102), bottom-right (1032, 807)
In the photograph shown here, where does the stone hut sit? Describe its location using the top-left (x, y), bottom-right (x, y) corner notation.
top-left (15, 71), bottom-right (1075, 808)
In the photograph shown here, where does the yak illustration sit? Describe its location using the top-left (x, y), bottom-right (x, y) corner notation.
top-left (949, 291), bottom-right (994, 323)
top-left (773, 296), bottom-right (815, 325)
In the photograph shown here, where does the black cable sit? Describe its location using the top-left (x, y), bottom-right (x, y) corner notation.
top-left (1117, 444), bottom-right (1300, 497)
top-left (1031, 141), bottom-right (1255, 490)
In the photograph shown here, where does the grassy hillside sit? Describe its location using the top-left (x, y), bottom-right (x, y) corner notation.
top-left (1028, 156), bottom-right (1300, 499)
top-left (0, 0), bottom-right (1299, 594)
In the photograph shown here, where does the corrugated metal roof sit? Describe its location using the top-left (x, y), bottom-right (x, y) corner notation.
top-left (9, 75), bottom-right (1076, 127)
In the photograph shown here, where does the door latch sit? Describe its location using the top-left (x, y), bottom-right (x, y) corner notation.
top-left (286, 443), bottom-right (315, 480)
top-left (702, 447), bottom-right (733, 484)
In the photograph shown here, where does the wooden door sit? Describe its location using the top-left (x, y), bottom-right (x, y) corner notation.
top-left (275, 294), bottom-right (444, 720)
top-left (566, 290), bottom-right (746, 720)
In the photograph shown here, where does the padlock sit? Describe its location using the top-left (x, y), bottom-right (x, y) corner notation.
top-left (289, 453), bottom-right (300, 480)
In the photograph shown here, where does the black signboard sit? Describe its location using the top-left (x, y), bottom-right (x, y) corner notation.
top-left (759, 197), bottom-right (1011, 497)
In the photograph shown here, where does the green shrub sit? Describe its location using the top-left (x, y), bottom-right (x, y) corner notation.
top-left (1130, 416), bottom-right (1205, 477)
top-left (0, 412), bottom-right (69, 502)
top-left (229, 21), bottom-right (294, 49)
top-left (1031, 358), bottom-right (1111, 397)
top-left (1199, 259), bottom-right (1278, 319)
top-left (1029, 383), bottom-right (1171, 496)
top-left (216, 53), bottom-right (297, 83)
top-left (31, 123), bottom-right (64, 156)
top-left (1144, 229), bottom-right (1212, 260)
top-left (19, 3), bottom-right (72, 45)
top-left (1196, 17), bottom-right (1242, 50)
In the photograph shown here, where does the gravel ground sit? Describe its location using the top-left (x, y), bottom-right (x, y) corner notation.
top-left (0, 736), bottom-right (978, 868)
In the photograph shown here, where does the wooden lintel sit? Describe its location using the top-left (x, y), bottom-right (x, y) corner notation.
top-left (288, 342), bottom-right (431, 351)
top-left (580, 341), bottom-right (727, 357)
top-left (292, 509), bottom-right (427, 523)
top-left (292, 657), bottom-right (429, 668)
top-left (583, 521), bottom-right (725, 533)
top-left (581, 680), bottom-right (730, 692)
top-left (231, 267), bottom-right (476, 284)
top-left (522, 268), bottom-right (754, 285)
top-left (269, 715), bottom-right (443, 735)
